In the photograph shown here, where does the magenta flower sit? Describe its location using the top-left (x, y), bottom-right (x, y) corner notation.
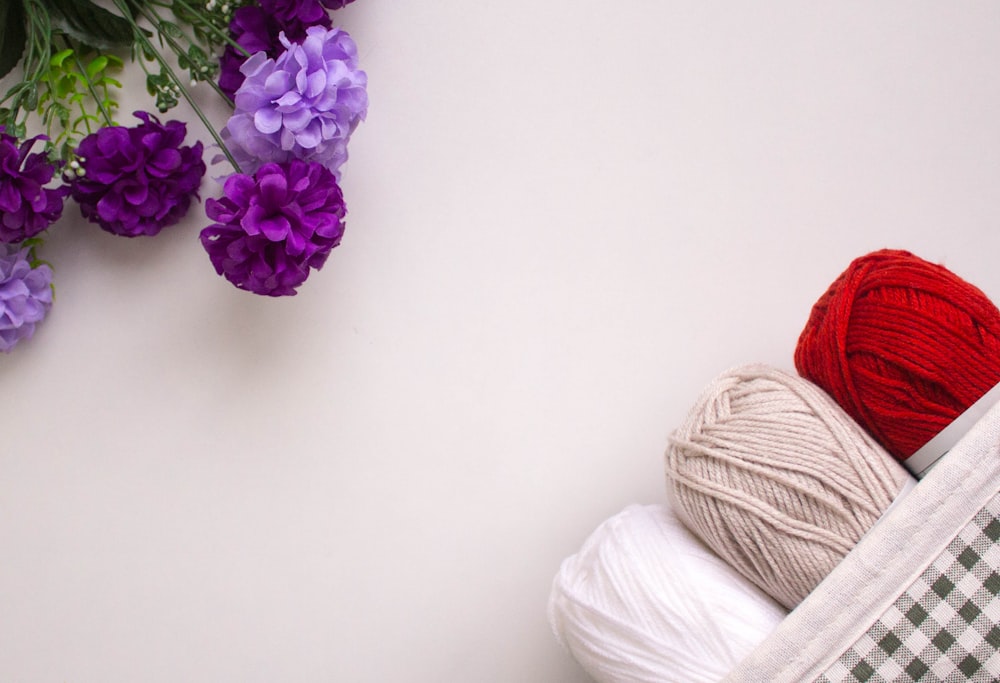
top-left (70, 112), bottom-right (206, 237)
top-left (0, 130), bottom-right (69, 243)
top-left (0, 243), bottom-right (53, 352)
top-left (221, 25), bottom-right (367, 176)
top-left (200, 160), bottom-right (346, 296)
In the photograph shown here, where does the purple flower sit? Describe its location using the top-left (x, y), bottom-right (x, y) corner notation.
top-left (0, 243), bottom-right (53, 352)
top-left (320, 0), bottom-right (356, 7)
top-left (260, 0), bottom-right (332, 27)
top-left (221, 26), bottom-right (367, 176)
top-left (70, 112), bottom-right (206, 237)
top-left (219, 7), bottom-right (284, 101)
top-left (218, 1), bottom-right (334, 100)
top-left (200, 160), bottom-right (346, 296)
top-left (0, 130), bottom-right (69, 243)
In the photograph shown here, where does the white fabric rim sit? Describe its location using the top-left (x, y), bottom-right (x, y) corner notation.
top-left (723, 400), bottom-right (1000, 683)
top-left (906, 382), bottom-right (1000, 478)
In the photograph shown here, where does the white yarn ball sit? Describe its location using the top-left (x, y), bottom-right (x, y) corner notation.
top-left (548, 504), bottom-right (786, 683)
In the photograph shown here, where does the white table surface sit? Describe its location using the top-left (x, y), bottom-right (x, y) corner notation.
top-left (3, 2), bottom-right (1000, 681)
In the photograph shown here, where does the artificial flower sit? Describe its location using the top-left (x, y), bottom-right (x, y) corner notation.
top-left (0, 243), bottom-right (53, 352)
top-left (219, 6), bottom-right (286, 101)
top-left (70, 111), bottom-right (206, 237)
top-left (200, 159), bottom-right (346, 296)
top-left (221, 25), bottom-right (368, 176)
top-left (260, 0), bottom-right (334, 28)
top-left (219, 2), bottom-right (334, 100)
top-left (0, 130), bottom-right (69, 243)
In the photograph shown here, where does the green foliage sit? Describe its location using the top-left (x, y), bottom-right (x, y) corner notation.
top-left (168, 0), bottom-right (242, 55)
top-left (178, 44), bottom-right (217, 83)
top-left (42, 0), bottom-right (134, 50)
top-left (1, 0), bottom-right (244, 168)
top-left (37, 47), bottom-right (123, 159)
top-left (146, 71), bottom-right (179, 112)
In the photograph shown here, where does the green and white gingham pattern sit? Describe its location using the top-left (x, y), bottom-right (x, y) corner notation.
top-left (815, 492), bottom-right (1000, 682)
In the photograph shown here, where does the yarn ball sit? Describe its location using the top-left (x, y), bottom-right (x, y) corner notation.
top-left (665, 365), bottom-right (912, 609)
top-left (549, 504), bottom-right (786, 683)
top-left (794, 248), bottom-right (1000, 461)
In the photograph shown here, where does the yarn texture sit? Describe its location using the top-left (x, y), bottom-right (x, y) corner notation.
top-left (665, 365), bottom-right (912, 609)
top-left (795, 249), bottom-right (1000, 461)
top-left (549, 504), bottom-right (786, 683)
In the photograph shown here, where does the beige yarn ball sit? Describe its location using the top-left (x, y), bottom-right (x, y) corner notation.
top-left (665, 364), bottom-right (913, 609)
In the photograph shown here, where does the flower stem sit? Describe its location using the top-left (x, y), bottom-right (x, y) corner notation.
top-left (66, 40), bottom-right (115, 129)
top-left (136, 3), bottom-right (235, 106)
top-left (150, 0), bottom-right (252, 58)
top-left (2, 0), bottom-right (52, 121)
top-left (111, 0), bottom-right (242, 174)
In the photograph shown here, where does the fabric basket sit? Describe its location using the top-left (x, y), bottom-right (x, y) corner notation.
top-left (725, 401), bottom-right (1000, 683)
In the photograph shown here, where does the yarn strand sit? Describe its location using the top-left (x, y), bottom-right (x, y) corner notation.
top-left (665, 364), bottom-right (913, 609)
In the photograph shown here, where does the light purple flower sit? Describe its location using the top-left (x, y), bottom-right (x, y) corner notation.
top-left (219, 6), bottom-right (285, 101)
top-left (221, 25), bottom-right (367, 176)
top-left (0, 243), bottom-right (53, 352)
top-left (200, 160), bottom-right (346, 296)
top-left (70, 112), bottom-right (206, 237)
top-left (218, 2), bottom-right (333, 100)
top-left (0, 130), bottom-right (69, 243)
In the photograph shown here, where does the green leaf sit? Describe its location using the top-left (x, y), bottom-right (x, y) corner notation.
top-left (55, 74), bottom-right (75, 97)
top-left (51, 102), bottom-right (69, 126)
top-left (43, 0), bottom-right (134, 50)
top-left (0, 0), bottom-right (27, 80)
top-left (50, 48), bottom-right (74, 68)
top-left (159, 22), bottom-right (183, 40)
top-left (85, 54), bottom-right (108, 79)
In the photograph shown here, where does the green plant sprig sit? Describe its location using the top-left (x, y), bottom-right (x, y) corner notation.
top-left (0, 0), bottom-right (56, 138)
top-left (150, 0), bottom-right (252, 59)
top-left (134, 3), bottom-right (233, 106)
top-left (36, 44), bottom-right (124, 162)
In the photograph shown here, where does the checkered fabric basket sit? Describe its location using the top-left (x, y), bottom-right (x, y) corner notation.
top-left (725, 402), bottom-right (1000, 683)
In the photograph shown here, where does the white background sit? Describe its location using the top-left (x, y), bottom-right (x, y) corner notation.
top-left (3, 2), bottom-right (1000, 681)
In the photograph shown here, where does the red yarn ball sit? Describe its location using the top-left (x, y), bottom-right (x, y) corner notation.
top-left (794, 249), bottom-right (1000, 461)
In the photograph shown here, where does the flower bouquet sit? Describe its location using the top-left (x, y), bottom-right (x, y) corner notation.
top-left (0, 0), bottom-right (368, 352)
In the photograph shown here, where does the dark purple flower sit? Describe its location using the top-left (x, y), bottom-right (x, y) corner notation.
top-left (218, 1), bottom-right (333, 100)
top-left (70, 112), bottom-right (206, 237)
top-left (200, 160), bottom-right (346, 296)
top-left (0, 130), bottom-right (69, 243)
top-left (260, 0), bottom-right (332, 27)
top-left (320, 0), bottom-right (356, 7)
top-left (0, 243), bottom-right (53, 352)
top-left (222, 26), bottom-right (368, 176)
